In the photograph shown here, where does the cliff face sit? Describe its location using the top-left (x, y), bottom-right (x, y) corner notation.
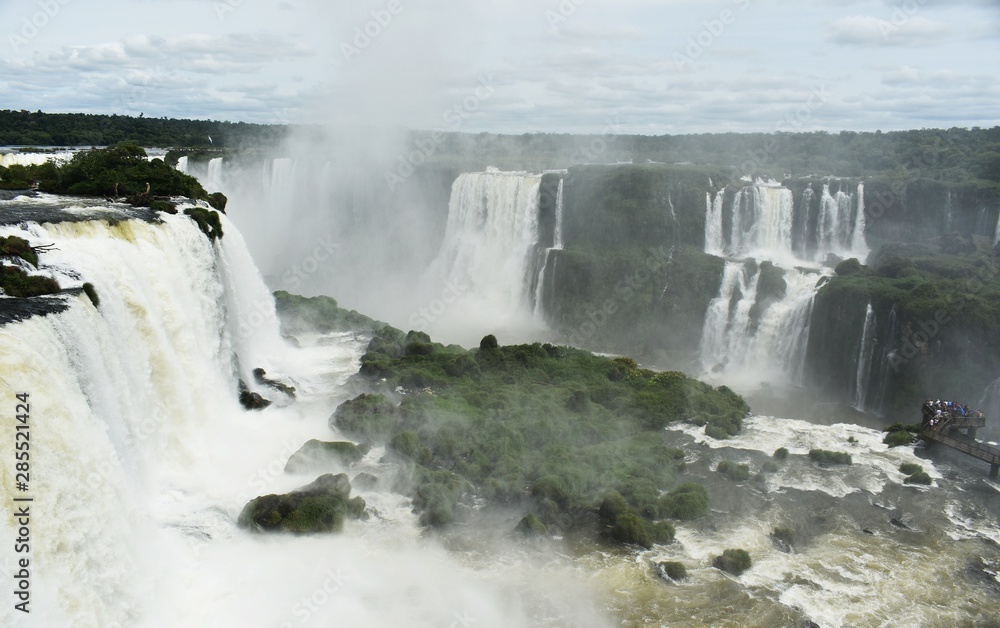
top-left (541, 165), bottom-right (729, 366)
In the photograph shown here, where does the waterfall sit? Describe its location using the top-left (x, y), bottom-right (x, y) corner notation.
top-left (175, 155), bottom-right (189, 174)
top-left (0, 151), bottom-right (75, 167)
top-left (722, 183), bottom-right (795, 260)
top-left (423, 170), bottom-right (546, 342)
top-left (0, 205), bottom-right (296, 626)
top-left (852, 303), bottom-right (877, 410)
top-left (206, 157), bottom-right (224, 192)
top-left (704, 191), bottom-right (724, 256)
top-left (817, 183), bottom-right (868, 260)
top-left (995, 211), bottom-right (1000, 246)
top-left (553, 178), bottom-right (565, 251)
top-left (533, 178), bottom-right (565, 318)
top-left (700, 262), bottom-right (756, 372)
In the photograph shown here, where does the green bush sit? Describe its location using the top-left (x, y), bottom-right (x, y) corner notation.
top-left (713, 548), bottom-right (752, 576)
top-left (808, 449), bottom-right (852, 465)
top-left (609, 512), bottom-right (653, 548)
top-left (883, 430), bottom-right (914, 448)
top-left (770, 526), bottom-right (794, 547)
top-left (0, 266), bottom-right (60, 297)
top-left (773, 447), bottom-right (789, 460)
top-left (390, 432), bottom-right (421, 460)
top-left (331, 393), bottom-right (397, 442)
top-left (658, 483), bottom-right (709, 520)
top-left (899, 463), bottom-right (923, 476)
top-left (516, 513), bottom-right (548, 536)
top-left (0, 236), bottom-right (38, 266)
top-left (184, 207), bottom-right (224, 240)
top-left (717, 459), bottom-right (751, 482)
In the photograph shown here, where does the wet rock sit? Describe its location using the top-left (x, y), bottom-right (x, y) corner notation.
top-left (237, 473), bottom-right (367, 534)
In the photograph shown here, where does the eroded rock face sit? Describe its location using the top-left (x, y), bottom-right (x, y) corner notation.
top-left (284, 440), bottom-right (371, 473)
top-left (237, 473), bottom-right (367, 534)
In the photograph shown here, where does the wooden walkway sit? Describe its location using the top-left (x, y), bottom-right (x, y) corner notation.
top-left (923, 412), bottom-right (1000, 479)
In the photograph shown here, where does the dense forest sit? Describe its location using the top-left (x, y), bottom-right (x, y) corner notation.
top-left (0, 110), bottom-right (286, 148)
top-left (3, 111), bottom-right (999, 190)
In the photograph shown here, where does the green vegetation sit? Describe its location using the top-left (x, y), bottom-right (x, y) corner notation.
top-left (658, 482), bottom-right (710, 520)
top-left (899, 462), bottom-right (923, 476)
top-left (184, 207), bottom-right (224, 241)
top-left (0, 236), bottom-right (39, 266)
top-left (716, 459), bottom-right (751, 482)
top-left (773, 447), bottom-right (789, 460)
top-left (237, 473), bottom-right (367, 535)
top-left (82, 282), bottom-right (99, 307)
top-left (808, 449), bottom-right (853, 465)
top-left (713, 548), bottom-right (752, 576)
top-left (331, 326), bottom-right (748, 546)
top-left (883, 423), bottom-right (922, 448)
top-left (0, 110), bottom-right (285, 147)
top-left (0, 266), bottom-right (59, 298)
top-left (657, 561), bottom-right (688, 581)
top-left (273, 291), bottom-right (383, 335)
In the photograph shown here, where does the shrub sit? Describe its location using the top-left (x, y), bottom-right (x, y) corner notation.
top-left (773, 447), bottom-right (789, 460)
top-left (808, 449), bottom-right (852, 465)
top-left (516, 513), bottom-right (548, 536)
top-left (0, 266), bottom-right (60, 297)
top-left (657, 561), bottom-right (687, 581)
top-left (713, 548), bottom-right (752, 576)
top-left (609, 512), bottom-right (652, 548)
top-left (331, 394), bottom-right (397, 442)
top-left (479, 334), bottom-right (499, 351)
top-left (658, 483), bottom-right (709, 520)
top-left (207, 191), bottom-right (228, 212)
top-left (717, 459), bottom-right (751, 482)
top-left (899, 463), bottom-right (923, 476)
top-left (904, 471), bottom-right (932, 485)
top-left (184, 207), bottom-right (224, 240)
top-left (390, 432), bottom-right (420, 460)
top-left (705, 424), bottom-right (729, 440)
top-left (883, 431), bottom-right (914, 448)
top-left (835, 258), bottom-right (863, 276)
top-left (0, 236), bottom-right (38, 266)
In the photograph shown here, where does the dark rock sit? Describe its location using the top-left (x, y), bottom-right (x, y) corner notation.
top-left (237, 472), bottom-right (367, 534)
top-left (655, 561), bottom-right (687, 581)
top-left (238, 380), bottom-right (271, 410)
top-left (253, 367), bottom-right (296, 398)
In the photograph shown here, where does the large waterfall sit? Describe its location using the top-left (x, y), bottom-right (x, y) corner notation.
top-left (699, 180), bottom-right (867, 388)
top-left (0, 194), bottom-right (603, 627)
top-left (419, 169), bottom-right (550, 344)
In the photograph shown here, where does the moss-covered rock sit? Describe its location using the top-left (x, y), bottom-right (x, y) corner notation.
top-left (0, 235), bottom-right (39, 267)
top-left (184, 207), bottom-right (223, 240)
top-left (273, 291), bottom-right (383, 335)
top-left (237, 473), bottom-right (367, 534)
top-left (774, 447), bottom-right (789, 460)
top-left (516, 513), bottom-right (548, 537)
top-left (82, 282), bottom-right (100, 307)
top-left (284, 440), bottom-right (371, 473)
top-left (656, 561), bottom-right (687, 581)
top-left (904, 471), bottom-right (932, 485)
top-left (717, 459), bottom-right (751, 482)
top-left (713, 548), bottom-right (752, 576)
top-left (658, 482), bottom-right (710, 520)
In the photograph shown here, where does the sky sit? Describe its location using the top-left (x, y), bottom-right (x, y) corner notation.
top-left (0, 0), bottom-right (997, 135)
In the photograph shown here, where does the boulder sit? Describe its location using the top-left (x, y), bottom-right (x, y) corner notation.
top-left (284, 440), bottom-right (371, 473)
top-left (237, 473), bottom-right (367, 534)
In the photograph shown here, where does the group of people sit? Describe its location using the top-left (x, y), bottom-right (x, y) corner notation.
top-left (921, 399), bottom-right (985, 428)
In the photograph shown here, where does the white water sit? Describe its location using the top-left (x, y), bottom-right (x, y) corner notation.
top-left (532, 178), bottom-right (565, 319)
top-left (995, 211), bottom-right (1000, 246)
top-left (175, 155), bottom-right (189, 174)
top-left (700, 181), bottom-right (869, 390)
top-left (422, 170), bottom-right (548, 344)
top-left (0, 151), bottom-right (75, 168)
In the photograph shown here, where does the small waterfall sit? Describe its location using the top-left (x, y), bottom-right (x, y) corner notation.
top-left (870, 306), bottom-right (899, 416)
top-left (206, 157), bottom-right (224, 192)
top-left (979, 377), bottom-right (1000, 418)
top-left (175, 155), bottom-right (189, 174)
top-left (851, 183), bottom-right (868, 258)
top-left (852, 303), bottom-right (877, 410)
top-left (723, 183), bottom-right (795, 259)
top-left (795, 187), bottom-right (815, 259)
top-left (700, 262), bottom-right (749, 371)
top-left (705, 191), bottom-right (724, 256)
top-left (533, 178), bottom-right (565, 318)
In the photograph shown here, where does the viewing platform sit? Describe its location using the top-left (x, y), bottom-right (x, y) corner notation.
top-left (922, 409), bottom-right (999, 479)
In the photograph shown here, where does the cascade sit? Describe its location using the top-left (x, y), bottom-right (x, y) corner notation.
top-left (995, 211), bottom-right (1000, 246)
top-left (704, 191), bottom-right (724, 256)
top-left (852, 303), bottom-right (877, 410)
top-left (206, 157), bottom-right (224, 191)
top-left (175, 155), bottom-right (189, 174)
top-left (423, 170), bottom-right (546, 342)
top-left (533, 178), bottom-right (564, 317)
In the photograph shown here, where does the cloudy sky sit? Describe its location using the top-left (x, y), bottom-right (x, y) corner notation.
top-left (0, 0), bottom-right (997, 134)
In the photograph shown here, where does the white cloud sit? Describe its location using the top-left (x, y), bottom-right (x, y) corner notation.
top-left (826, 15), bottom-right (951, 47)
